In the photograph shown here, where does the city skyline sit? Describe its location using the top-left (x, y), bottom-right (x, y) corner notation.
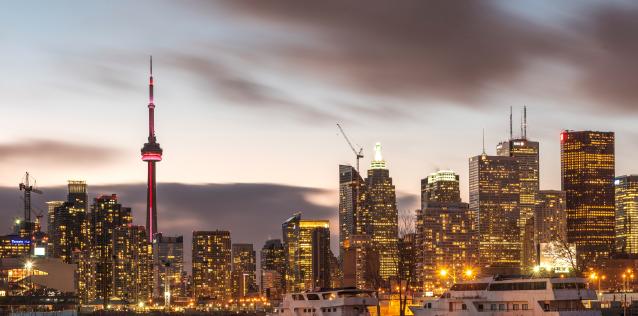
top-left (2, 1), bottom-right (638, 313)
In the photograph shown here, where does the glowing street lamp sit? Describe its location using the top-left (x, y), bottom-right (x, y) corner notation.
top-left (464, 269), bottom-right (474, 278)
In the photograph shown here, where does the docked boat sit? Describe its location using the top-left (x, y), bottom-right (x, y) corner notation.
top-left (276, 288), bottom-right (378, 316)
top-left (410, 276), bottom-right (601, 315)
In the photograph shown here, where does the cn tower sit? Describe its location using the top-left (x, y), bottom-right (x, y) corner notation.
top-left (141, 56), bottom-right (163, 243)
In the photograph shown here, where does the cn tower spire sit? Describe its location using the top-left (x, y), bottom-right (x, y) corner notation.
top-left (142, 56), bottom-right (163, 243)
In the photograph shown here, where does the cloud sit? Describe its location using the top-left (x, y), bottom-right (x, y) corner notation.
top-left (0, 139), bottom-right (120, 167)
top-left (211, 0), bottom-right (638, 112)
top-left (166, 53), bottom-right (339, 122)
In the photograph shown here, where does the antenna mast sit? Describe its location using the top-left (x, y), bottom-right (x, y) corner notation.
top-left (509, 106), bottom-right (513, 140)
top-left (523, 105), bottom-right (527, 139)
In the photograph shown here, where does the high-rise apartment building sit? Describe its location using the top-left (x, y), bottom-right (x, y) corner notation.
top-left (339, 165), bottom-right (370, 259)
top-left (192, 230), bottom-right (231, 300)
top-left (89, 194), bottom-right (132, 303)
top-left (560, 130), bottom-right (615, 264)
top-left (260, 239), bottom-right (285, 300)
top-left (112, 225), bottom-right (152, 303)
top-left (282, 213), bottom-right (330, 292)
top-left (421, 170), bottom-right (476, 291)
top-left (469, 154), bottom-right (520, 275)
top-left (153, 234), bottom-right (184, 298)
top-left (342, 234), bottom-right (378, 290)
top-left (535, 190), bottom-right (567, 244)
top-left (365, 143), bottom-right (398, 281)
top-left (615, 175), bottom-right (638, 254)
top-left (312, 228), bottom-right (331, 289)
top-left (497, 119), bottom-right (539, 269)
top-left (50, 181), bottom-right (89, 264)
top-left (231, 243), bottom-right (257, 298)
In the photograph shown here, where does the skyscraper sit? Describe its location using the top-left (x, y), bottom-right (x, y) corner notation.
top-left (535, 190), bottom-right (567, 245)
top-left (282, 213), bottom-right (330, 292)
top-left (89, 194), bottom-right (132, 303)
top-left (112, 224), bottom-right (153, 304)
top-left (260, 239), bottom-right (285, 300)
top-left (50, 181), bottom-right (88, 264)
top-left (469, 154), bottom-right (520, 275)
top-left (342, 234), bottom-right (379, 290)
top-left (497, 109), bottom-right (539, 269)
top-left (231, 243), bottom-right (257, 298)
top-left (141, 57), bottom-right (163, 243)
top-left (153, 234), bottom-right (184, 298)
top-left (615, 175), bottom-right (638, 255)
top-left (192, 230), bottom-right (232, 300)
top-left (365, 143), bottom-right (398, 281)
top-left (421, 170), bottom-right (476, 291)
top-left (560, 130), bottom-right (615, 264)
top-left (311, 227), bottom-right (331, 289)
top-left (339, 165), bottom-right (370, 259)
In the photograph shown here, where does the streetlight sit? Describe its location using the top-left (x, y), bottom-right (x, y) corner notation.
top-left (464, 269), bottom-right (474, 279)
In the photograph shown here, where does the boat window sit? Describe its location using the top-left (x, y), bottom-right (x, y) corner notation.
top-left (293, 294), bottom-right (305, 300)
top-left (477, 304), bottom-right (483, 311)
top-left (522, 304), bottom-right (529, 310)
top-left (490, 304), bottom-right (496, 310)
top-left (322, 293), bottom-right (336, 300)
top-left (552, 282), bottom-right (586, 289)
top-left (338, 291), bottom-right (371, 298)
top-left (450, 283), bottom-right (489, 291)
top-left (462, 303), bottom-right (467, 310)
top-left (307, 294), bottom-right (320, 300)
top-left (427, 303), bottom-right (432, 309)
top-left (489, 281), bottom-right (546, 291)
top-left (513, 304), bottom-right (519, 310)
top-left (499, 304), bottom-right (505, 310)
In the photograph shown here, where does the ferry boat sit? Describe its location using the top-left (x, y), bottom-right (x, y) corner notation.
top-left (276, 288), bottom-right (378, 316)
top-left (410, 276), bottom-right (601, 315)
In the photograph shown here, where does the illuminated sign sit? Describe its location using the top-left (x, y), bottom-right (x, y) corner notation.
top-left (513, 141), bottom-right (524, 146)
top-left (615, 179), bottom-right (621, 186)
top-left (10, 239), bottom-right (30, 245)
top-left (34, 247), bottom-right (45, 256)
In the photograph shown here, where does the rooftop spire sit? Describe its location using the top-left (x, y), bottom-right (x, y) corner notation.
top-left (509, 106), bottom-right (513, 140)
top-left (523, 105), bottom-right (527, 139)
top-left (370, 142), bottom-right (386, 169)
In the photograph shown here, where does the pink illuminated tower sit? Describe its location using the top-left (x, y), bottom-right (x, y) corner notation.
top-left (141, 56), bottom-right (163, 242)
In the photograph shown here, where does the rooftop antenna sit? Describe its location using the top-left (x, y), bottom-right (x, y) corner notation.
top-left (482, 128), bottom-right (486, 155)
top-left (509, 106), bottom-right (513, 140)
top-left (523, 105), bottom-right (527, 139)
top-left (520, 110), bottom-right (524, 139)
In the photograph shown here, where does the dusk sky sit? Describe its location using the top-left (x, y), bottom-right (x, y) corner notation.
top-left (2, 1), bottom-right (638, 259)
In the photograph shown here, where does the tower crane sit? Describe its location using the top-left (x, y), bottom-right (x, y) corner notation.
top-left (19, 172), bottom-right (42, 222)
top-left (336, 123), bottom-right (364, 172)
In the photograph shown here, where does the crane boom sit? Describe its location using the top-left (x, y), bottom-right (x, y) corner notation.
top-left (336, 123), bottom-right (364, 172)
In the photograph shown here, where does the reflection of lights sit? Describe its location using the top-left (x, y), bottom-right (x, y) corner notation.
top-left (138, 302), bottom-right (145, 308)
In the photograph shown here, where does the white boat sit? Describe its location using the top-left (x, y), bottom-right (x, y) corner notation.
top-left (410, 276), bottom-right (601, 316)
top-left (276, 288), bottom-right (378, 316)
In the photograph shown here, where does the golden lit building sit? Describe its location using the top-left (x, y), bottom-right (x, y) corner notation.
top-left (469, 154), bottom-right (520, 275)
top-left (260, 239), bottom-right (285, 300)
top-left (421, 170), bottom-right (476, 291)
top-left (560, 130), bottom-right (615, 265)
top-left (497, 134), bottom-right (539, 270)
top-left (535, 190), bottom-right (567, 244)
top-left (615, 175), bottom-right (638, 255)
top-left (339, 165), bottom-right (371, 259)
top-left (365, 143), bottom-right (398, 282)
top-left (88, 194), bottom-right (132, 302)
top-left (0, 235), bottom-right (31, 259)
top-left (153, 234), bottom-right (184, 299)
top-left (282, 213), bottom-right (330, 292)
top-left (342, 234), bottom-right (378, 290)
top-left (231, 243), bottom-right (257, 298)
top-left (50, 181), bottom-right (89, 264)
top-left (112, 225), bottom-right (152, 303)
top-left (192, 230), bottom-right (231, 300)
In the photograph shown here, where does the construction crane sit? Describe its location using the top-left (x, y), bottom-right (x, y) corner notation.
top-left (336, 123), bottom-right (364, 172)
top-left (19, 172), bottom-right (42, 222)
